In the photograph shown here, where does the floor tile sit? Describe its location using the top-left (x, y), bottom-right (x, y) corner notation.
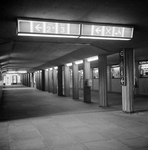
top-left (45, 134), bottom-right (81, 148)
top-left (0, 142), bottom-right (10, 150)
top-left (85, 139), bottom-right (132, 150)
top-left (118, 137), bottom-right (148, 149)
top-left (51, 143), bottom-right (89, 150)
top-left (10, 138), bottom-right (48, 150)
top-left (74, 131), bottom-right (110, 143)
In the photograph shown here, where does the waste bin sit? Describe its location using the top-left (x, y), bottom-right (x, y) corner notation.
top-left (84, 79), bottom-right (91, 103)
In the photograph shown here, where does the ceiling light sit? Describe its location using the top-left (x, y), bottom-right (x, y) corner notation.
top-left (66, 63), bottom-right (72, 66)
top-left (54, 66), bottom-right (58, 69)
top-left (79, 36), bottom-right (131, 40)
top-left (75, 60), bottom-right (83, 65)
top-left (18, 33), bottom-right (79, 38)
top-left (87, 56), bottom-right (98, 62)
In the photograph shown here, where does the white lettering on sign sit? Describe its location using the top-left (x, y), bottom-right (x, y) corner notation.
top-left (32, 22), bottom-right (43, 33)
top-left (35, 24), bottom-right (42, 32)
top-left (104, 27), bottom-right (112, 35)
top-left (94, 26), bottom-right (102, 35)
top-left (46, 22), bottom-right (56, 33)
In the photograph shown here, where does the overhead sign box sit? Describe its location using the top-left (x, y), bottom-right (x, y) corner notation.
top-left (17, 18), bottom-right (134, 40)
top-left (17, 19), bottom-right (80, 38)
top-left (81, 24), bottom-right (134, 40)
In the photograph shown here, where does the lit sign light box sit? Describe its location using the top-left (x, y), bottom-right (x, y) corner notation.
top-left (81, 24), bottom-right (134, 40)
top-left (17, 19), bottom-right (80, 38)
top-left (17, 19), bottom-right (134, 40)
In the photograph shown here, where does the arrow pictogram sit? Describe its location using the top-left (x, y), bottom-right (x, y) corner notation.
top-left (95, 27), bottom-right (102, 34)
top-left (35, 24), bottom-right (42, 32)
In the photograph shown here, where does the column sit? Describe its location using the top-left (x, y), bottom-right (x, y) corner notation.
top-left (107, 66), bottom-right (111, 92)
top-left (83, 59), bottom-right (91, 102)
top-left (135, 61), bottom-right (139, 95)
top-left (39, 70), bottom-right (42, 90)
top-left (122, 49), bottom-right (134, 113)
top-left (64, 65), bottom-right (70, 96)
top-left (58, 65), bottom-right (63, 96)
top-left (28, 73), bottom-right (30, 87)
top-left (83, 59), bottom-right (90, 80)
top-left (41, 70), bottom-right (45, 91)
top-left (45, 69), bottom-right (48, 91)
top-left (48, 69), bottom-right (53, 92)
top-left (38, 71), bottom-right (40, 90)
top-left (53, 68), bottom-right (57, 94)
top-left (98, 55), bottom-right (108, 107)
top-left (72, 62), bottom-right (79, 99)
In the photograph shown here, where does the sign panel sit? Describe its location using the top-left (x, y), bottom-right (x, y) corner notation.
top-left (82, 24), bottom-right (133, 39)
top-left (18, 19), bottom-right (80, 36)
top-left (119, 50), bottom-right (126, 85)
top-left (17, 18), bottom-right (134, 39)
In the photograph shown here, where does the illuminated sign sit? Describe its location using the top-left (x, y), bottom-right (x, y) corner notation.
top-left (81, 24), bottom-right (134, 40)
top-left (17, 19), bottom-right (80, 38)
top-left (119, 50), bottom-right (126, 85)
top-left (17, 18), bottom-right (134, 40)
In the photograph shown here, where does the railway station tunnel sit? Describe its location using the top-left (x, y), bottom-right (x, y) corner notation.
top-left (0, 1), bottom-right (148, 150)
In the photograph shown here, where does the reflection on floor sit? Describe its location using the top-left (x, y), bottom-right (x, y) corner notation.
top-left (0, 85), bottom-right (148, 150)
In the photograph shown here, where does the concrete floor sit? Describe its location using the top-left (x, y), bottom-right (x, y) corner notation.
top-left (0, 85), bottom-right (148, 150)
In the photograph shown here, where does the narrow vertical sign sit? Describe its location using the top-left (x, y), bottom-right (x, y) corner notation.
top-left (120, 50), bottom-right (126, 85)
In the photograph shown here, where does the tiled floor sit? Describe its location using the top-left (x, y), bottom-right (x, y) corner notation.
top-left (0, 85), bottom-right (148, 150)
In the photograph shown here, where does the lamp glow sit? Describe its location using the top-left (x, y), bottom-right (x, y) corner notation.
top-left (75, 60), bottom-right (83, 65)
top-left (87, 56), bottom-right (98, 62)
top-left (66, 63), bottom-right (72, 66)
top-left (18, 33), bottom-right (79, 38)
top-left (54, 66), bottom-right (58, 69)
top-left (79, 36), bottom-right (131, 40)
top-left (49, 68), bottom-right (53, 70)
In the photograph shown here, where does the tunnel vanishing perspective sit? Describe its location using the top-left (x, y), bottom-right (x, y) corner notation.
top-left (0, 1), bottom-right (148, 150)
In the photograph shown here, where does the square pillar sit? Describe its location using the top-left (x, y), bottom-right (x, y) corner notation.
top-left (45, 70), bottom-right (48, 91)
top-left (48, 69), bottom-right (53, 92)
top-left (41, 70), bottom-right (45, 91)
top-left (58, 65), bottom-right (63, 96)
top-left (98, 55), bottom-right (108, 107)
top-left (53, 68), bottom-right (57, 94)
top-left (72, 62), bottom-right (79, 99)
top-left (64, 65), bottom-right (70, 97)
top-left (107, 66), bottom-right (112, 92)
top-left (39, 71), bottom-right (42, 90)
top-left (83, 59), bottom-right (91, 102)
top-left (121, 49), bottom-right (134, 113)
top-left (28, 73), bottom-right (30, 87)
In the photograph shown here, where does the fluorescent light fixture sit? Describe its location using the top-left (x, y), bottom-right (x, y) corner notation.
top-left (54, 66), bottom-right (58, 69)
top-left (75, 60), bottom-right (83, 65)
top-left (18, 33), bottom-right (79, 38)
top-left (7, 71), bottom-right (16, 74)
top-left (79, 36), bottom-right (131, 40)
top-left (18, 71), bottom-right (27, 73)
top-left (66, 63), bottom-right (72, 66)
top-left (7, 71), bottom-right (27, 74)
top-left (87, 56), bottom-right (98, 62)
top-left (45, 69), bottom-right (48, 71)
top-left (49, 68), bottom-right (53, 70)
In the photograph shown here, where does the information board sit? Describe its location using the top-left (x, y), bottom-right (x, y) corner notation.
top-left (81, 24), bottom-right (133, 39)
top-left (18, 19), bottom-right (80, 36)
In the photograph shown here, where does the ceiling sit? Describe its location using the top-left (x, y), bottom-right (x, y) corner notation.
top-left (1, 0), bottom-right (148, 73)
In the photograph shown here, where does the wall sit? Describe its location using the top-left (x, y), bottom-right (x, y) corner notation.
top-left (111, 78), bottom-right (122, 93)
top-left (139, 78), bottom-right (148, 95)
